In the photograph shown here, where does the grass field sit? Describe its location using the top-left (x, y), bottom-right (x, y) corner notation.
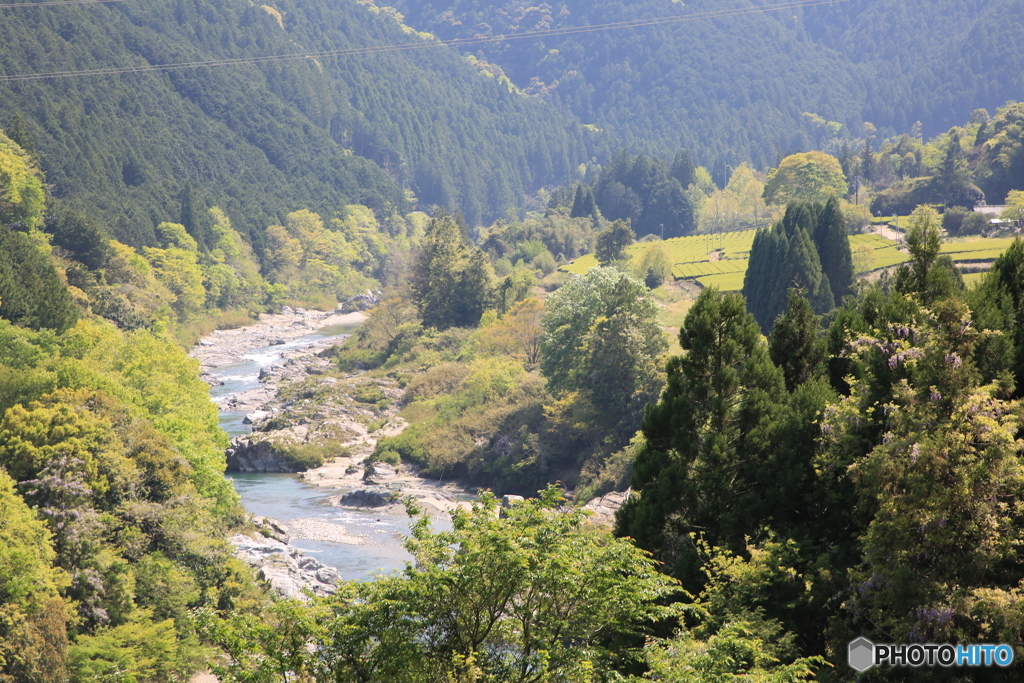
top-left (561, 230), bottom-right (1016, 293)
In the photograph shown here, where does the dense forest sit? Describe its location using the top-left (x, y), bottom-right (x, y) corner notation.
top-left (6, 0), bottom-right (1024, 678)
top-left (0, 0), bottom-right (587, 244)
top-left (388, 0), bottom-right (1024, 168)
top-left (4, 0), bottom-right (1024, 250)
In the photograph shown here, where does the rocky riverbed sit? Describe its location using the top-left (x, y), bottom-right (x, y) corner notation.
top-left (191, 305), bottom-right (474, 597)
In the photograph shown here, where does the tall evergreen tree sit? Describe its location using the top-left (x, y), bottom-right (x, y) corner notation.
top-left (409, 212), bottom-right (497, 329)
top-left (615, 288), bottom-right (785, 583)
top-left (811, 196), bottom-right (854, 304)
top-left (0, 227), bottom-right (79, 332)
top-left (670, 149), bottom-right (696, 189)
top-left (769, 289), bottom-right (826, 392)
top-left (743, 202), bottom-right (834, 332)
top-left (934, 130), bottom-right (979, 207)
top-left (860, 137), bottom-right (874, 182)
top-left (569, 183), bottom-right (600, 225)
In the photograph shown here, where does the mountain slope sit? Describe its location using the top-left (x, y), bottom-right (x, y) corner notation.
top-left (0, 0), bottom-right (588, 244)
top-left (387, 0), bottom-right (1024, 166)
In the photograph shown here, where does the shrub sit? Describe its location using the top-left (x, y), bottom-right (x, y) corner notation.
top-left (371, 428), bottom-right (429, 467)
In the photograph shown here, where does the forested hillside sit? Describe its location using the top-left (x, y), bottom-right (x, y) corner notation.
top-left (0, 0), bottom-right (587, 245)
top-left (388, 0), bottom-right (1024, 168)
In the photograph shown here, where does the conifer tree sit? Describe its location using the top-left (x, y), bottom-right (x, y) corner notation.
top-left (769, 289), bottom-right (826, 392)
top-left (409, 212), bottom-right (497, 329)
top-left (569, 183), bottom-right (600, 225)
top-left (744, 201), bottom-right (845, 332)
top-left (616, 288), bottom-right (785, 582)
top-left (670, 149), bottom-right (697, 189)
top-left (812, 196), bottom-right (854, 303)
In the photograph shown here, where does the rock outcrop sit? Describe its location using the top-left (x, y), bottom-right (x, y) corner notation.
top-left (338, 487), bottom-right (399, 508)
top-left (230, 532), bottom-right (341, 599)
top-left (581, 490), bottom-right (630, 526)
top-left (338, 291), bottom-right (380, 313)
top-left (226, 436), bottom-right (304, 472)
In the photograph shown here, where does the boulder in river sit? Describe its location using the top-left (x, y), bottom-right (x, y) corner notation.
top-left (338, 487), bottom-right (399, 508)
top-left (226, 436), bottom-right (306, 472)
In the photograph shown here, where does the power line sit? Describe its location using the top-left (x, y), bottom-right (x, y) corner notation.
top-left (0, 0), bottom-right (852, 83)
top-left (0, 0), bottom-right (130, 8)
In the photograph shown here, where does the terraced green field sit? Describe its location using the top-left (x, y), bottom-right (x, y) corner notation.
top-left (561, 230), bottom-right (1014, 293)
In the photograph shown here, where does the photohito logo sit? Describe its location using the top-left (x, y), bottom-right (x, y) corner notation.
top-left (848, 637), bottom-right (1014, 671)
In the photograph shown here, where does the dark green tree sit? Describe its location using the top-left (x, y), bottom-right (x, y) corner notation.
top-left (569, 183), bottom-right (600, 225)
top-left (409, 212), bottom-right (497, 329)
top-left (0, 227), bottom-right (79, 332)
top-left (769, 289), bottom-right (826, 392)
top-left (594, 219), bottom-right (635, 265)
top-left (743, 203), bottom-right (834, 332)
top-left (44, 208), bottom-right (113, 272)
top-left (179, 183), bottom-right (214, 253)
top-left (616, 288), bottom-right (785, 582)
top-left (638, 178), bottom-right (695, 238)
top-left (670, 149), bottom-right (696, 189)
top-left (968, 237), bottom-right (1024, 393)
top-left (4, 113), bottom-right (36, 161)
top-left (934, 130), bottom-right (979, 207)
top-left (811, 196), bottom-right (854, 303)
top-left (860, 137), bottom-right (874, 182)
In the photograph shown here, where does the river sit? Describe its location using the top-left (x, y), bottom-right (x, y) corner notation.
top-left (200, 316), bottom-right (426, 581)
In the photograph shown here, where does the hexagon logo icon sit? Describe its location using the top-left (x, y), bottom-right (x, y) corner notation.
top-left (848, 637), bottom-right (875, 672)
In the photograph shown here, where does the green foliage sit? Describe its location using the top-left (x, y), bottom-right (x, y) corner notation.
top-left (540, 267), bottom-right (666, 440)
top-left (410, 213), bottom-right (497, 330)
top-left (977, 102), bottom-right (1024, 203)
top-left (204, 488), bottom-right (678, 683)
top-left (497, 263), bottom-right (537, 315)
top-left (742, 203), bottom-right (838, 332)
top-left (0, 469), bottom-right (71, 682)
top-left (0, 130), bottom-right (44, 231)
top-left (942, 205), bottom-right (989, 236)
top-left (0, 0), bottom-right (594, 242)
top-left (818, 296), bottom-right (1024, 646)
top-left (481, 214), bottom-right (598, 262)
top-left (635, 242), bottom-right (673, 289)
top-left (594, 151), bottom-right (696, 239)
top-left (570, 183), bottom-right (600, 225)
top-left (0, 340), bottom-right (247, 680)
top-left (812, 196), bottom-right (855, 304)
top-left (69, 611), bottom-right (179, 683)
top-left (769, 290), bottom-right (826, 393)
top-left (762, 152), bottom-right (847, 207)
top-left (637, 622), bottom-right (825, 683)
top-left (594, 219), bottom-right (635, 265)
top-left (893, 206), bottom-right (965, 305)
top-left (0, 227), bottom-right (80, 333)
top-left (44, 207), bottom-right (114, 272)
top-left (334, 293), bottom-right (422, 372)
top-left (617, 288), bottom-right (792, 581)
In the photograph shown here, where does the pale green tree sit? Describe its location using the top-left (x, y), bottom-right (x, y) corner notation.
top-left (540, 267), bottom-right (666, 439)
top-left (762, 152), bottom-right (847, 206)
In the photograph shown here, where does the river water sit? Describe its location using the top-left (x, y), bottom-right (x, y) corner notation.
top-left (204, 321), bottom-right (422, 581)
